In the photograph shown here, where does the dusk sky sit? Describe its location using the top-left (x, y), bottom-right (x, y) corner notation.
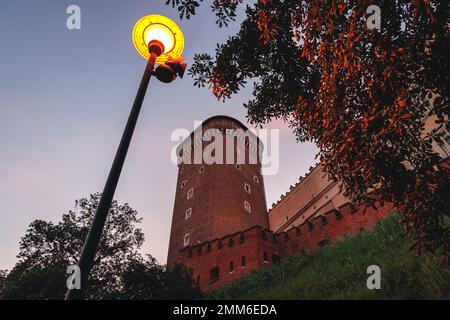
top-left (0, 0), bottom-right (318, 270)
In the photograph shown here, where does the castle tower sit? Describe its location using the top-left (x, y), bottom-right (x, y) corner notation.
top-left (167, 115), bottom-right (269, 267)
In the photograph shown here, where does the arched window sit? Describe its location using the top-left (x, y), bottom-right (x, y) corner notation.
top-left (185, 208), bottom-right (192, 220)
top-left (187, 188), bottom-right (194, 200)
top-left (183, 233), bottom-right (190, 247)
top-left (244, 201), bottom-right (251, 213)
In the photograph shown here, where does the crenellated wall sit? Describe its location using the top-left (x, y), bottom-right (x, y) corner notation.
top-left (178, 202), bottom-right (394, 292)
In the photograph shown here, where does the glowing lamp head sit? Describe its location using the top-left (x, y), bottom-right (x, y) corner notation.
top-left (132, 15), bottom-right (184, 64)
top-left (145, 24), bottom-right (174, 53)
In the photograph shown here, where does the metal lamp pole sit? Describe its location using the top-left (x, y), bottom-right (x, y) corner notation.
top-left (65, 43), bottom-right (162, 300)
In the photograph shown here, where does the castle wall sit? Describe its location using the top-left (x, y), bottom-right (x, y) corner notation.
top-left (178, 202), bottom-right (394, 292)
top-left (268, 164), bottom-right (350, 233)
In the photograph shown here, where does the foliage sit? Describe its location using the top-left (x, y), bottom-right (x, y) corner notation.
top-left (118, 258), bottom-right (202, 300)
top-left (207, 213), bottom-right (450, 299)
top-left (169, 0), bottom-right (450, 261)
top-left (0, 194), bottom-right (200, 300)
top-left (166, 0), bottom-right (244, 26)
top-left (0, 270), bottom-right (7, 295)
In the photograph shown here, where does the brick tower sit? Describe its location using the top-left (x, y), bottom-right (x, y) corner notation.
top-left (167, 115), bottom-right (269, 267)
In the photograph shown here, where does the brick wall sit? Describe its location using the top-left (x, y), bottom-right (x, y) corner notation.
top-left (178, 202), bottom-right (394, 292)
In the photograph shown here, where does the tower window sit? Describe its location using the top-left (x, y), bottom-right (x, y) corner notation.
top-left (244, 183), bottom-right (251, 194)
top-left (241, 256), bottom-right (246, 267)
top-left (183, 233), bottom-right (190, 247)
top-left (185, 208), bottom-right (192, 220)
top-left (209, 267), bottom-right (220, 282)
top-left (244, 201), bottom-right (251, 213)
top-left (263, 252), bottom-right (269, 263)
top-left (180, 179), bottom-right (188, 189)
top-left (229, 261), bottom-right (234, 273)
top-left (236, 164), bottom-right (241, 170)
top-left (199, 166), bottom-right (204, 174)
top-left (254, 176), bottom-right (259, 183)
top-left (187, 188), bottom-right (194, 200)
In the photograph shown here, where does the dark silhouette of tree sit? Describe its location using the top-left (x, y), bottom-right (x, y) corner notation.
top-left (0, 270), bottom-right (7, 295)
top-left (0, 194), bottom-right (200, 299)
top-left (169, 0), bottom-right (450, 262)
top-left (119, 258), bottom-right (201, 299)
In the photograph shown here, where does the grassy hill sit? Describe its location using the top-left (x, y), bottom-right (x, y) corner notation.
top-left (207, 213), bottom-right (450, 299)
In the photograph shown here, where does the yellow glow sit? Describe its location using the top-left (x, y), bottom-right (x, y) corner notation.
top-left (144, 24), bottom-right (174, 53)
top-left (132, 15), bottom-right (184, 63)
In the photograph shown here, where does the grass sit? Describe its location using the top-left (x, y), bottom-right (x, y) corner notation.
top-left (206, 213), bottom-right (450, 299)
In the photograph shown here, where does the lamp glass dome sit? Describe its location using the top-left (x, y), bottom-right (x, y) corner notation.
top-left (132, 14), bottom-right (184, 63)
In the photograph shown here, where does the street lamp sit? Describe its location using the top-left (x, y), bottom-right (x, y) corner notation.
top-left (65, 14), bottom-right (186, 300)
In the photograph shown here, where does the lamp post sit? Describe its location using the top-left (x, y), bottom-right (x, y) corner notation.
top-left (65, 15), bottom-right (186, 300)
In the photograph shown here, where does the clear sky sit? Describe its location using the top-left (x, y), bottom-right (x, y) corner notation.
top-left (0, 0), bottom-right (318, 270)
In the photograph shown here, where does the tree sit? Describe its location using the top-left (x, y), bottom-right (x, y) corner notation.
top-left (118, 258), bottom-right (202, 299)
top-left (1, 194), bottom-right (200, 299)
top-left (0, 270), bottom-right (7, 298)
top-left (169, 0), bottom-right (450, 261)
